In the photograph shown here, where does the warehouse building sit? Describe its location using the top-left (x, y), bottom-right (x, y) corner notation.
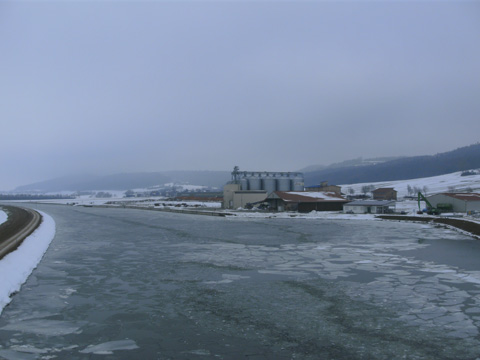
top-left (426, 193), bottom-right (480, 213)
top-left (265, 191), bottom-right (348, 212)
top-left (223, 183), bottom-right (267, 209)
top-left (343, 200), bottom-right (396, 214)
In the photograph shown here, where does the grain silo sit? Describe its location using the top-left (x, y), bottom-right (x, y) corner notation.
top-left (248, 173), bottom-right (262, 191)
top-left (277, 173), bottom-right (292, 191)
top-left (292, 173), bottom-right (304, 192)
top-left (263, 173), bottom-right (277, 194)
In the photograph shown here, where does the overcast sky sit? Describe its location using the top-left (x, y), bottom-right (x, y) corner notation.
top-left (1, 1), bottom-right (479, 190)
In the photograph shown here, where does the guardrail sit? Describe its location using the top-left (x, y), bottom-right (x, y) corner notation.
top-left (0, 207), bottom-right (42, 260)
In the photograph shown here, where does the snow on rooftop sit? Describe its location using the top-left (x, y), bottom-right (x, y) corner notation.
top-left (288, 191), bottom-right (346, 201)
top-left (445, 193), bottom-right (480, 201)
top-left (0, 211), bottom-right (56, 315)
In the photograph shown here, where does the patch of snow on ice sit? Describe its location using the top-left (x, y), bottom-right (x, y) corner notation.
top-left (79, 339), bottom-right (139, 354)
top-left (1, 319), bottom-right (82, 336)
top-left (0, 211), bottom-right (56, 315)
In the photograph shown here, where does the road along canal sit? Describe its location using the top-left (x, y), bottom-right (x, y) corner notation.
top-left (0, 205), bottom-right (42, 260)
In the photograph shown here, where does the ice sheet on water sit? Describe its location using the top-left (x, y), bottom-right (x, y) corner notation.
top-left (9, 345), bottom-right (48, 354)
top-left (0, 319), bottom-right (84, 336)
top-left (79, 339), bottom-right (139, 354)
top-left (222, 274), bottom-right (250, 280)
top-left (204, 273), bottom-right (250, 285)
top-left (0, 349), bottom-right (37, 360)
top-left (455, 273), bottom-right (480, 285)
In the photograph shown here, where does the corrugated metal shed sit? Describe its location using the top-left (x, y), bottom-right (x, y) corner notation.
top-left (343, 200), bottom-right (396, 214)
top-left (266, 191), bottom-right (348, 212)
top-left (444, 193), bottom-right (480, 202)
top-left (427, 193), bottom-right (480, 213)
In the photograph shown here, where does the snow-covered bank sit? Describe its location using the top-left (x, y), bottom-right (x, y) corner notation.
top-left (340, 169), bottom-right (480, 198)
top-left (0, 210), bottom-right (7, 226)
top-left (229, 210), bottom-right (381, 221)
top-left (0, 211), bottom-right (56, 315)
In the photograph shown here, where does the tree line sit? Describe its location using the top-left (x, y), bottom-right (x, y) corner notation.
top-left (0, 194), bottom-right (75, 200)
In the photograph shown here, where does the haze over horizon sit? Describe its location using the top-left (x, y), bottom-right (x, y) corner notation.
top-left (1, 1), bottom-right (479, 191)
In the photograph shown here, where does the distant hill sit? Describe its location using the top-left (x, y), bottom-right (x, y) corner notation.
top-left (14, 144), bottom-right (480, 192)
top-left (304, 143), bottom-right (480, 186)
top-left (298, 156), bottom-right (403, 173)
top-left (14, 171), bottom-right (231, 193)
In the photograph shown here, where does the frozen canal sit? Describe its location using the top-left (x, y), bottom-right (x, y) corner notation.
top-left (1, 204), bottom-right (480, 359)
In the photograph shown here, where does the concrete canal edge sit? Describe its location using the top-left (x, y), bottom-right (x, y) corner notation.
top-left (93, 204), bottom-right (236, 217)
top-left (0, 205), bottom-right (43, 260)
top-left (377, 215), bottom-right (480, 239)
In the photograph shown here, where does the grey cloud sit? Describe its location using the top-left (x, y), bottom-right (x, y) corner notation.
top-left (0, 1), bottom-right (479, 190)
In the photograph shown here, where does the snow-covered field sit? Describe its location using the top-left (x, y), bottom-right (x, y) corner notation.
top-left (340, 169), bottom-right (480, 198)
top-left (229, 210), bottom-right (384, 221)
top-left (0, 211), bottom-right (56, 315)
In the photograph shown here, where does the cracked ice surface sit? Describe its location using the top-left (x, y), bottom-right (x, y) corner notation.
top-left (1, 206), bottom-right (480, 359)
top-left (180, 218), bottom-right (480, 342)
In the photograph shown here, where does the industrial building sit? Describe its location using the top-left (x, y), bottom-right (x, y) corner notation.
top-left (223, 167), bottom-right (304, 209)
top-left (372, 188), bottom-right (397, 201)
top-left (304, 181), bottom-right (342, 195)
top-left (343, 200), bottom-right (396, 214)
top-left (223, 184), bottom-right (267, 209)
top-left (426, 193), bottom-right (480, 213)
top-left (265, 191), bottom-right (348, 212)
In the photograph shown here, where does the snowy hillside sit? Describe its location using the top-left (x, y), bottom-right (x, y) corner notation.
top-left (342, 169), bottom-right (480, 198)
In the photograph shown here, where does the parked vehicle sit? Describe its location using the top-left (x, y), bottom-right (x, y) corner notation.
top-left (417, 192), bottom-right (440, 215)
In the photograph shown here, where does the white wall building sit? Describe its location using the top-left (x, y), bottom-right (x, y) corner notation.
top-left (343, 200), bottom-right (396, 214)
top-left (223, 184), bottom-right (267, 209)
top-left (426, 193), bottom-right (480, 213)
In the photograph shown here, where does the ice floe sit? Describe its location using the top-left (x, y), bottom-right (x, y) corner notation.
top-left (79, 339), bottom-right (139, 354)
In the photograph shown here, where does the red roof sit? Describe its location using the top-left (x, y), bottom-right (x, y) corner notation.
top-left (269, 191), bottom-right (348, 203)
top-left (444, 193), bottom-right (480, 202)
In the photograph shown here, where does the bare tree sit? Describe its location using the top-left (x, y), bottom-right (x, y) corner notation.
top-left (361, 185), bottom-right (375, 197)
top-left (448, 186), bottom-right (456, 193)
top-left (422, 186), bottom-right (429, 195)
top-left (407, 184), bottom-right (413, 196)
top-left (361, 185), bottom-right (369, 195)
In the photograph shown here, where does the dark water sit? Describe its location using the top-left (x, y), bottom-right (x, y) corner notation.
top-left (0, 204), bottom-right (479, 359)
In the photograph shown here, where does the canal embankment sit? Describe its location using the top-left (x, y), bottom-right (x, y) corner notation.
top-left (0, 205), bottom-right (42, 260)
top-left (377, 215), bottom-right (480, 239)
